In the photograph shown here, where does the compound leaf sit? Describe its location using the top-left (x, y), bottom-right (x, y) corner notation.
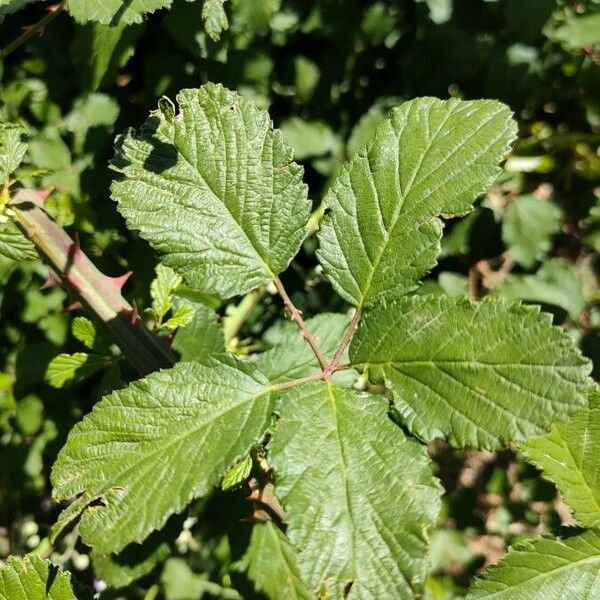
top-left (317, 97), bottom-right (516, 308)
top-left (112, 83), bottom-right (310, 299)
top-left (351, 295), bottom-right (591, 449)
top-left (521, 390), bottom-right (600, 528)
top-left (51, 355), bottom-right (274, 554)
top-left (269, 382), bottom-right (442, 599)
top-left (467, 530), bottom-right (600, 599)
top-left (242, 521), bottom-right (311, 600)
top-left (0, 555), bottom-right (92, 600)
top-left (68, 0), bottom-right (170, 25)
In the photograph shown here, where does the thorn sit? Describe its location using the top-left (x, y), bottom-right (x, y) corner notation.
top-left (40, 269), bottom-right (61, 290)
top-left (68, 234), bottom-right (82, 262)
top-left (160, 332), bottom-right (176, 349)
top-left (128, 304), bottom-right (141, 327)
top-left (65, 300), bottom-right (83, 312)
top-left (47, 2), bottom-right (62, 12)
top-left (246, 489), bottom-right (261, 502)
top-left (248, 509), bottom-right (270, 523)
top-left (33, 188), bottom-right (53, 203)
top-left (108, 271), bottom-right (132, 292)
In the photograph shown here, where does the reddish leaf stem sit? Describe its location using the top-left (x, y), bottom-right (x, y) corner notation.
top-left (272, 275), bottom-right (328, 371)
top-left (328, 309), bottom-right (361, 374)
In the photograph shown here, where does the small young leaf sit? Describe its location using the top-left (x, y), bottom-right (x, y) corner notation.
top-left (521, 390), bottom-right (600, 528)
top-left (162, 303), bottom-right (194, 330)
top-left (269, 382), bottom-right (442, 599)
top-left (151, 264), bottom-right (182, 319)
top-left (112, 83), bottom-right (311, 299)
top-left (0, 123), bottom-right (28, 184)
top-left (202, 0), bottom-right (229, 41)
top-left (317, 97), bottom-right (517, 308)
top-left (351, 295), bottom-right (591, 449)
top-left (221, 454), bottom-right (252, 490)
top-left (46, 353), bottom-right (108, 388)
top-left (502, 195), bottom-right (561, 268)
top-left (0, 555), bottom-right (92, 600)
top-left (467, 530), bottom-right (600, 599)
top-left (242, 521), bottom-right (311, 600)
top-left (51, 355), bottom-right (273, 554)
top-left (71, 317), bottom-right (97, 350)
top-left (68, 0), bottom-right (170, 25)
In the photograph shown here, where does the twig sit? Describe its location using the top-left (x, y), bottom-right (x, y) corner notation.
top-left (272, 275), bottom-right (328, 371)
top-left (1, 1), bottom-right (67, 60)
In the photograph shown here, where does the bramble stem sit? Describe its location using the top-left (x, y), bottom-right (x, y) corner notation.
top-left (272, 275), bottom-right (328, 371)
top-left (9, 189), bottom-right (175, 377)
top-left (1, 1), bottom-right (67, 60)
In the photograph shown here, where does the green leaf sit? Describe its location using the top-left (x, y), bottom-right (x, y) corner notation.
top-left (0, 0), bottom-right (44, 18)
top-left (46, 352), bottom-right (108, 388)
top-left (550, 12), bottom-right (600, 49)
top-left (495, 259), bottom-right (586, 319)
top-left (202, 0), bottom-right (229, 41)
top-left (467, 530), bottom-right (600, 599)
top-left (521, 390), bottom-right (600, 528)
top-left (351, 295), bottom-right (591, 449)
top-left (91, 516), bottom-right (182, 588)
top-left (162, 304), bottom-right (195, 330)
top-left (172, 299), bottom-right (224, 360)
top-left (72, 22), bottom-right (144, 91)
top-left (112, 83), bottom-right (310, 299)
top-left (51, 355), bottom-right (274, 553)
top-left (280, 118), bottom-right (340, 160)
top-left (221, 454), bottom-right (252, 490)
top-left (151, 264), bottom-right (182, 319)
top-left (269, 382), bottom-right (442, 598)
top-left (0, 555), bottom-right (92, 600)
top-left (71, 317), bottom-right (97, 350)
top-left (317, 97), bottom-right (517, 308)
top-left (242, 521), bottom-right (311, 600)
top-left (68, 0), bottom-right (170, 25)
top-left (0, 123), bottom-right (28, 184)
top-left (0, 219), bottom-right (37, 261)
top-left (255, 313), bottom-right (350, 384)
top-left (502, 195), bottom-right (561, 268)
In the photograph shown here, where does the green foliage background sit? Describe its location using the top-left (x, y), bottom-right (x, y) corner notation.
top-left (0, 0), bottom-right (600, 598)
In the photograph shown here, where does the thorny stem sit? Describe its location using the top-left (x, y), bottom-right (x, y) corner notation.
top-left (272, 275), bottom-right (329, 371)
top-left (9, 189), bottom-right (174, 376)
top-left (0, 1), bottom-right (67, 59)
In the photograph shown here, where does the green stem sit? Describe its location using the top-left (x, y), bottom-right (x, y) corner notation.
top-left (9, 189), bottom-right (174, 377)
top-left (222, 287), bottom-right (265, 346)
